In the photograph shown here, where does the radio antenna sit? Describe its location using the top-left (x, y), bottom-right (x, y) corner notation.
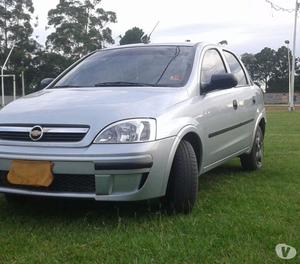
top-left (141, 21), bottom-right (160, 44)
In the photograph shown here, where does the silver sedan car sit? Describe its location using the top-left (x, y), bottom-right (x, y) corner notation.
top-left (0, 43), bottom-right (266, 213)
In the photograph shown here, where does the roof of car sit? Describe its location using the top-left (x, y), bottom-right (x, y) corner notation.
top-left (102, 42), bottom-right (203, 51)
top-left (97, 42), bottom-right (233, 54)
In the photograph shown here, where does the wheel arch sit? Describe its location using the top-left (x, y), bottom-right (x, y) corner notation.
top-left (259, 117), bottom-right (266, 137)
top-left (161, 125), bottom-right (204, 195)
top-left (248, 111), bottom-right (267, 153)
top-left (182, 132), bottom-right (203, 173)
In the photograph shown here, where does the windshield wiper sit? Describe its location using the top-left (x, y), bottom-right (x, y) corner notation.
top-left (94, 81), bottom-right (157, 87)
top-left (155, 46), bottom-right (180, 85)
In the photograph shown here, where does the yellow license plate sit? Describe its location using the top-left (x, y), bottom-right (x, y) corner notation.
top-left (7, 160), bottom-right (54, 187)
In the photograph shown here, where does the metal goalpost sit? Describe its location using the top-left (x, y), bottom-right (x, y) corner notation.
top-left (0, 74), bottom-right (17, 102)
top-left (1, 42), bottom-right (15, 107)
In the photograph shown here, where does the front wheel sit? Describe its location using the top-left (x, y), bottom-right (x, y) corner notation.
top-left (240, 126), bottom-right (264, 171)
top-left (164, 140), bottom-right (199, 214)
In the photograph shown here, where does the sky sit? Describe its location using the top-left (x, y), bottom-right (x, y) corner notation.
top-left (32, 0), bottom-right (300, 56)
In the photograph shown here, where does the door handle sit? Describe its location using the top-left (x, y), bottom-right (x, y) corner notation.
top-left (252, 96), bottom-right (256, 104)
top-left (233, 100), bottom-right (238, 110)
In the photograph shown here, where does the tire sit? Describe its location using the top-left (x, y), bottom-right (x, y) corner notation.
top-left (240, 126), bottom-right (264, 171)
top-left (164, 139), bottom-right (199, 214)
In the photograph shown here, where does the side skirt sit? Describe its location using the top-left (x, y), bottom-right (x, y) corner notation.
top-left (201, 147), bottom-right (250, 174)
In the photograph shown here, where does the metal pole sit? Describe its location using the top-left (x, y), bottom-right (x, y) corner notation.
top-left (290, 0), bottom-right (299, 112)
top-left (1, 43), bottom-right (15, 107)
top-left (288, 47), bottom-right (291, 107)
top-left (141, 21), bottom-right (160, 44)
top-left (1, 67), bottom-right (4, 106)
top-left (285, 40), bottom-right (291, 109)
top-left (13, 75), bottom-right (16, 101)
top-left (21, 71), bottom-right (25, 96)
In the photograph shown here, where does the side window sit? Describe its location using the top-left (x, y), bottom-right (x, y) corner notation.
top-left (201, 49), bottom-right (226, 89)
top-left (223, 51), bottom-right (248, 86)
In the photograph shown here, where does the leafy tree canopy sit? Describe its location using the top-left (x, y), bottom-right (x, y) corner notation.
top-left (242, 46), bottom-right (300, 92)
top-left (120, 27), bottom-right (146, 45)
top-left (0, 0), bottom-right (36, 50)
top-left (0, 0), bottom-right (39, 66)
top-left (46, 0), bottom-right (117, 58)
top-left (0, 0), bottom-right (42, 96)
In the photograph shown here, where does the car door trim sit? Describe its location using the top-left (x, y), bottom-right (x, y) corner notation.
top-left (208, 118), bottom-right (254, 138)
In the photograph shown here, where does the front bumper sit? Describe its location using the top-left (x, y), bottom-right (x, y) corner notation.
top-left (0, 137), bottom-right (175, 201)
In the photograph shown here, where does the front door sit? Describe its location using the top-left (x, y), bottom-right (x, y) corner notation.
top-left (197, 48), bottom-right (243, 169)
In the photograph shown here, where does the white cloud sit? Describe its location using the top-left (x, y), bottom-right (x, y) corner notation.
top-left (32, 0), bottom-right (58, 44)
top-left (32, 0), bottom-right (300, 55)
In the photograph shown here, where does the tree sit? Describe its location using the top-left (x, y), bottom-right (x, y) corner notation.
top-left (268, 46), bottom-right (300, 92)
top-left (273, 46), bottom-right (290, 79)
top-left (0, 0), bottom-right (34, 50)
top-left (0, 0), bottom-right (40, 95)
top-left (120, 27), bottom-right (146, 45)
top-left (242, 47), bottom-right (300, 92)
top-left (28, 52), bottom-right (73, 92)
top-left (0, 0), bottom-right (39, 60)
top-left (242, 47), bottom-right (277, 90)
top-left (254, 47), bottom-right (277, 90)
top-left (241, 53), bottom-right (259, 81)
top-left (46, 0), bottom-right (117, 58)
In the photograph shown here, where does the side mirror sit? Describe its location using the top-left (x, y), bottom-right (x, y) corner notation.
top-left (202, 73), bottom-right (238, 93)
top-left (40, 78), bottom-right (54, 89)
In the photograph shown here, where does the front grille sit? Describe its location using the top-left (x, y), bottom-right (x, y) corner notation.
top-left (0, 171), bottom-right (95, 193)
top-left (0, 132), bottom-right (86, 142)
top-left (0, 125), bottom-right (89, 143)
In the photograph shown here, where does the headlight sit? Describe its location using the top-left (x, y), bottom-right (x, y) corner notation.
top-left (94, 119), bottom-right (156, 144)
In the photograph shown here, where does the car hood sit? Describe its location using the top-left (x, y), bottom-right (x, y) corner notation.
top-left (0, 87), bottom-right (188, 129)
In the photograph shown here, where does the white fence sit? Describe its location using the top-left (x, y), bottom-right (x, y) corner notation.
top-left (264, 93), bottom-right (300, 104)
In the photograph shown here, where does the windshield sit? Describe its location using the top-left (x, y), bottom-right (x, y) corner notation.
top-left (52, 46), bottom-right (195, 88)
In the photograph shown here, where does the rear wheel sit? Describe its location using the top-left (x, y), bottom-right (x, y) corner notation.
top-left (164, 139), bottom-right (199, 214)
top-left (240, 126), bottom-right (264, 171)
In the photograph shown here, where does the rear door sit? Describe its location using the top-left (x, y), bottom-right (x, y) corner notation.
top-left (222, 50), bottom-right (257, 148)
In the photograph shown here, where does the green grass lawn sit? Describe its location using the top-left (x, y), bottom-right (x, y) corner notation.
top-left (0, 109), bottom-right (299, 264)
